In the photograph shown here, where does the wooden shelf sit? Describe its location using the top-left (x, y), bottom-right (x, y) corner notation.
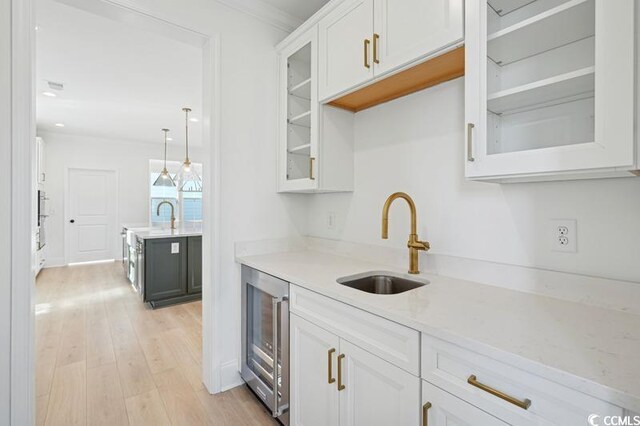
top-left (289, 78), bottom-right (311, 99)
top-left (329, 46), bottom-right (465, 113)
top-left (288, 143), bottom-right (311, 155)
top-left (488, 0), bottom-right (595, 65)
top-left (488, 66), bottom-right (595, 114)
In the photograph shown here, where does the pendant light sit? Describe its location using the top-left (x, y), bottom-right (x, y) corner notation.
top-left (153, 128), bottom-right (176, 187)
top-left (175, 107), bottom-right (202, 192)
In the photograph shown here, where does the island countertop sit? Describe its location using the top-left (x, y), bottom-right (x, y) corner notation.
top-left (127, 223), bottom-right (202, 240)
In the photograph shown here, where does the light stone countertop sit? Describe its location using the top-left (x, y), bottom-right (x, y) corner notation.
top-left (129, 223), bottom-right (202, 240)
top-left (237, 250), bottom-right (640, 412)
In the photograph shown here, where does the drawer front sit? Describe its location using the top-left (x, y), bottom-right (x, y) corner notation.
top-left (290, 285), bottom-right (420, 375)
top-left (421, 334), bottom-right (623, 425)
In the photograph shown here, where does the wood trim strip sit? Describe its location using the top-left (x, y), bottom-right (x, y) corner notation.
top-left (329, 46), bottom-right (465, 113)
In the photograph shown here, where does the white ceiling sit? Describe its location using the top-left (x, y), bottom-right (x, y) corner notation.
top-left (36, 0), bottom-right (203, 145)
top-left (261, 0), bottom-right (330, 21)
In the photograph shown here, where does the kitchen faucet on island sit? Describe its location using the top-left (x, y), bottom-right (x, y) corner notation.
top-left (382, 192), bottom-right (430, 274)
top-left (157, 200), bottom-right (176, 230)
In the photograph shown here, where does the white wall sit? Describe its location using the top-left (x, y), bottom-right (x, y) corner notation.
top-left (308, 79), bottom-right (640, 283)
top-left (0, 0), bottom-right (12, 420)
top-left (40, 131), bottom-right (203, 266)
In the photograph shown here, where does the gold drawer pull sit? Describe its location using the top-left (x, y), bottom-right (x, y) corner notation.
top-left (337, 354), bottom-right (345, 391)
top-left (364, 39), bottom-right (371, 69)
top-left (373, 33), bottom-right (380, 64)
top-left (422, 401), bottom-right (432, 426)
top-left (328, 348), bottom-right (336, 384)
top-left (467, 375), bottom-right (531, 410)
top-left (467, 123), bottom-right (475, 162)
top-left (309, 157), bottom-right (316, 180)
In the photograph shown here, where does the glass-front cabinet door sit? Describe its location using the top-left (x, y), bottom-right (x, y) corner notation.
top-left (278, 27), bottom-right (319, 192)
top-left (465, 0), bottom-right (636, 181)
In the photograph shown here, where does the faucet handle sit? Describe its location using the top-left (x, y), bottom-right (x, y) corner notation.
top-left (409, 240), bottom-right (430, 251)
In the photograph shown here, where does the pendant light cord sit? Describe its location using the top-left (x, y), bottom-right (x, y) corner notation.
top-left (183, 107), bottom-right (191, 162)
top-left (162, 128), bottom-right (169, 170)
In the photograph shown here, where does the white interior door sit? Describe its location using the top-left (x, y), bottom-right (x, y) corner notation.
top-left (67, 168), bottom-right (117, 263)
top-left (373, 0), bottom-right (463, 75)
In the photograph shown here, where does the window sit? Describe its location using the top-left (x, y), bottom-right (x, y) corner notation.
top-left (149, 160), bottom-right (203, 225)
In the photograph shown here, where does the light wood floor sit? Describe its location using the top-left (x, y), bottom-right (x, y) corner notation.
top-left (36, 261), bottom-right (277, 426)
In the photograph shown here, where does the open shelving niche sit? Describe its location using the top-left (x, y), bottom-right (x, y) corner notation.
top-left (485, 0), bottom-right (596, 156)
top-left (286, 42), bottom-right (313, 181)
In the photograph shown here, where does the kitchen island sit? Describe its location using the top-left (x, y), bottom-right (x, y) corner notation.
top-left (126, 223), bottom-right (202, 308)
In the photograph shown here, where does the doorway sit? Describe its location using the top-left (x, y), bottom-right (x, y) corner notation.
top-left (66, 168), bottom-right (117, 263)
top-left (8, 0), bottom-right (224, 422)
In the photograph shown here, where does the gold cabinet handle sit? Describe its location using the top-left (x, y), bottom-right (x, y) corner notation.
top-left (373, 33), bottom-right (380, 64)
top-left (328, 348), bottom-right (336, 384)
top-left (422, 402), bottom-right (432, 426)
top-left (364, 39), bottom-right (371, 69)
top-left (467, 375), bottom-right (531, 410)
top-left (309, 157), bottom-right (316, 180)
top-left (467, 123), bottom-right (475, 162)
top-left (337, 354), bottom-right (345, 391)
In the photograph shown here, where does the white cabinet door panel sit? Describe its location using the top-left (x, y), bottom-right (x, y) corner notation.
top-left (422, 381), bottom-right (509, 426)
top-left (318, 0), bottom-right (374, 101)
top-left (339, 339), bottom-right (419, 426)
top-left (465, 0), bottom-right (636, 180)
top-left (290, 314), bottom-right (340, 426)
top-left (373, 0), bottom-right (464, 75)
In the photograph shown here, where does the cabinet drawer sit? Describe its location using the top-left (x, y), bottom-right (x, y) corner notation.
top-left (421, 334), bottom-right (622, 425)
top-left (290, 285), bottom-right (420, 375)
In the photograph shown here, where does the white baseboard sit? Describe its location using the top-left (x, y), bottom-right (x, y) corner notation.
top-left (43, 256), bottom-right (65, 268)
top-left (219, 359), bottom-right (243, 392)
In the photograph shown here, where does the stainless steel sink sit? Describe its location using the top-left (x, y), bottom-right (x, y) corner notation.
top-left (337, 271), bottom-right (429, 295)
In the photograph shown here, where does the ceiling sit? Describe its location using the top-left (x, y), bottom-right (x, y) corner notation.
top-left (261, 0), bottom-right (330, 21)
top-left (36, 0), bottom-right (203, 145)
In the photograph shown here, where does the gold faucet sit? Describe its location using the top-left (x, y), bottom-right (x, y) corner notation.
top-left (381, 192), bottom-right (430, 274)
top-left (157, 201), bottom-right (176, 230)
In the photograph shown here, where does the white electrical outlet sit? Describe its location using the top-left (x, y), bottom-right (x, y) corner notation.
top-left (550, 219), bottom-right (577, 253)
top-left (327, 211), bottom-right (336, 230)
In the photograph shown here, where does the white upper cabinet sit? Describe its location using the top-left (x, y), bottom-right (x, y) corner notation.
top-left (318, 0), bottom-right (464, 102)
top-left (465, 0), bottom-right (637, 181)
top-left (278, 27), bottom-right (355, 193)
top-left (373, 0), bottom-right (464, 75)
top-left (279, 28), bottom-right (319, 192)
top-left (318, 0), bottom-right (374, 101)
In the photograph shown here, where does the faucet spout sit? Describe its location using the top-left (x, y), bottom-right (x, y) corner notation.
top-left (381, 192), bottom-right (430, 274)
top-left (157, 201), bottom-right (176, 230)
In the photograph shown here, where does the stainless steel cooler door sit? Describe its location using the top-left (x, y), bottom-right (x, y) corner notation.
top-left (241, 265), bottom-right (289, 423)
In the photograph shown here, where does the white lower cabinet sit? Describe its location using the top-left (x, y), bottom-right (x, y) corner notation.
top-left (422, 381), bottom-right (508, 426)
top-left (290, 312), bottom-right (420, 426)
top-left (286, 283), bottom-right (628, 426)
top-left (340, 340), bottom-right (419, 426)
top-left (290, 314), bottom-right (340, 426)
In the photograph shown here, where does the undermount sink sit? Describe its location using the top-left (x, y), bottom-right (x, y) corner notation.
top-left (337, 271), bottom-right (429, 295)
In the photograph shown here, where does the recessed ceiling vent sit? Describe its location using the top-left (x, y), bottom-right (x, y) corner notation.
top-left (47, 81), bottom-right (64, 91)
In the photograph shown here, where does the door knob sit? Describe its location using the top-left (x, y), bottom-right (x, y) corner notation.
top-left (70, 219), bottom-right (75, 223)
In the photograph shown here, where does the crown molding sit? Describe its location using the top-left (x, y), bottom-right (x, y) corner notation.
top-left (215, 0), bottom-right (303, 33)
